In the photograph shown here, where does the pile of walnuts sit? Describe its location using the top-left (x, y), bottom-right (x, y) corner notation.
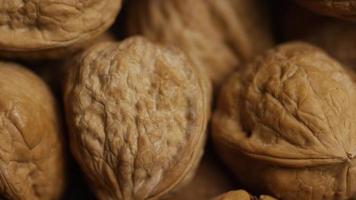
top-left (0, 0), bottom-right (356, 200)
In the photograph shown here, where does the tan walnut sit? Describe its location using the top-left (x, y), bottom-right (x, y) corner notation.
top-left (212, 42), bottom-right (356, 200)
top-left (0, 0), bottom-right (122, 59)
top-left (295, 0), bottom-right (356, 21)
top-left (64, 37), bottom-right (209, 200)
top-left (214, 190), bottom-right (277, 200)
top-left (0, 62), bottom-right (65, 200)
top-left (125, 0), bottom-right (273, 88)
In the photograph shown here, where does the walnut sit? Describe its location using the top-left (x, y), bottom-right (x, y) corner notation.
top-left (0, 62), bottom-right (65, 200)
top-left (212, 42), bottom-right (356, 200)
top-left (0, 0), bottom-right (122, 59)
top-left (64, 37), bottom-right (210, 200)
top-left (125, 0), bottom-right (273, 88)
top-left (295, 0), bottom-right (356, 21)
top-left (214, 190), bottom-right (277, 200)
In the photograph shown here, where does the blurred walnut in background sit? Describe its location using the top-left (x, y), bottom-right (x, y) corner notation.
top-left (125, 0), bottom-right (273, 89)
top-left (0, 0), bottom-right (122, 59)
top-left (0, 62), bottom-right (65, 200)
top-left (213, 42), bottom-right (356, 200)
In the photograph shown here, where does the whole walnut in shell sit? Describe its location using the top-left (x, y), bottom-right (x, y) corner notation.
top-left (64, 37), bottom-right (209, 200)
top-left (214, 190), bottom-right (277, 200)
top-left (213, 42), bottom-right (356, 200)
top-left (295, 0), bottom-right (356, 21)
top-left (0, 0), bottom-right (122, 59)
top-left (0, 62), bottom-right (65, 200)
top-left (125, 0), bottom-right (273, 88)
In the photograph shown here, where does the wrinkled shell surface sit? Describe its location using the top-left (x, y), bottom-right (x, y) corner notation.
top-left (213, 42), bottom-right (356, 200)
top-left (214, 190), bottom-right (277, 200)
top-left (126, 0), bottom-right (273, 88)
top-left (64, 37), bottom-right (209, 200)
top-left (296, 0), bottom-right (356, 21)
top-left (0, 62), bottom-right (65, 200)
top-left (0, 0), bottom-right (122, 58)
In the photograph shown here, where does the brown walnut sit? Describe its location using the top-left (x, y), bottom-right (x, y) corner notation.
top-left (0, 0), bottom-right (122, 59)
top-left (213, 42), bottom-right (356, 200)
top-left (125, 0), bottom-right (273, 88)
top-left (296, 0), bottom-right (356, 21)
top-left (214, 190), bottom-right (277, 200)
top-left (64, 37), bottom-right (209, 200)
top-left (0, 62), bottom-right (65, 200)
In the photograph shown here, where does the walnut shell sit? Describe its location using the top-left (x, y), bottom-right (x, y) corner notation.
top-left (125, 0), bottom-right (273, 88)
top-left (0, 62), bottom-right (65, 200)
top-left (214, 190), bottom-right (277, 200)
top-left (296, 0), bottom-right (356, 21)
top-left (0, 0), bottom-right (122, 59)
top-left (212, 42), bottom-right (356, 200)
top-left (64, 37), bottom-right (209, 200)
